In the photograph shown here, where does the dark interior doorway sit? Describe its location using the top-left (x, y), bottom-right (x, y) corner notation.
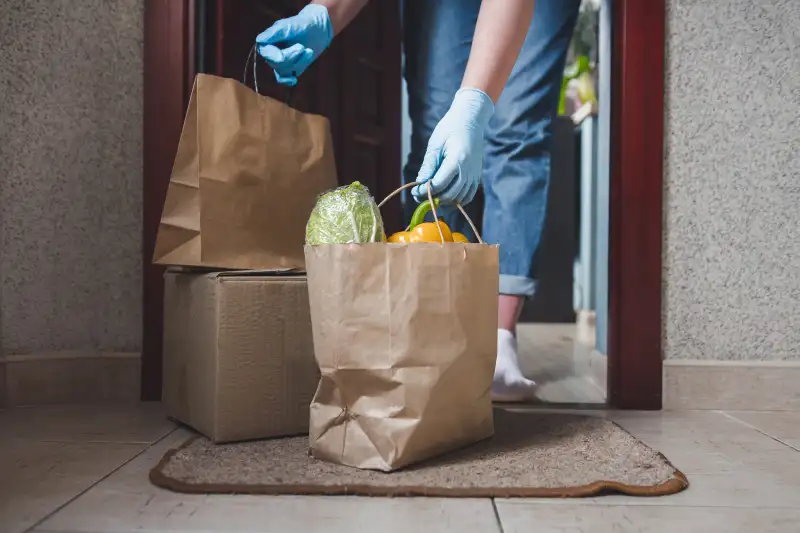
top-left (143, 0), bottom-right (665, 409)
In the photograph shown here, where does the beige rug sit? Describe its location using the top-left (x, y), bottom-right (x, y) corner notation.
top-left (150, 411), bottom-right (688, 498)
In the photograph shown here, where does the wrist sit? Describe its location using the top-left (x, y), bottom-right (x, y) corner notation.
top-left (311, 0), bottom-right (365, 36)
top-left (452, 87), bottom-right (495, 127)
top-left (302, 3), bottom-right (334, 44)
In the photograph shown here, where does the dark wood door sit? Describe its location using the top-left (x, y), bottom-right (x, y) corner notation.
top-left (141, 0), bottom-right (401, 400)
top-left (334, 1), bottom-right (403, 231)
top-left (210, 0), bottom-right (403, 230)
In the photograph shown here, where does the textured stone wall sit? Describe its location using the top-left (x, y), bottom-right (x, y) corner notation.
top-left (0, 0), bottom-right (143, 356)
top-left (663, 0), bottom-right (800, 360)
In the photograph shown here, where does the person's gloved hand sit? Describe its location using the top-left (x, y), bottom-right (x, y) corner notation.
top-left (412, 88), bottom-right (494, 205)
top-left (255, 4), bottom-right (333, 87)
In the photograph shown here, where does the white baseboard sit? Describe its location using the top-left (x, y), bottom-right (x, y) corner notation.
top-left (588, 349), bottom-right (607, 397)
top-left (0, 351), bottom-right (141, 407)
top-left (575, 310), bottom-right (596, 345)
top-left (663, 360), bottom-right (800, 411)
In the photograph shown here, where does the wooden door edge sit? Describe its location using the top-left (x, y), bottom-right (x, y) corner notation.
top-left (142, 0), bottom-right (193, 401)
top-left (607, 0), bottom-right (666, 409)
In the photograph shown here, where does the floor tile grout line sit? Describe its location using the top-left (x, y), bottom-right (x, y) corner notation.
top-left (491, 498), bottom-right (507, 533)
top-left (718, 411), bottom-right (800, 453)
top-left (3, 437), bottom-right (175, 445)
top-left (494, 500), bottom-right (800, 510)
top-left (23, 427), bottom-right (180, 533)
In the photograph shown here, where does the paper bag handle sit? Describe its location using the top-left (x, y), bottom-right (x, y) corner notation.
top-left (377, 182), bottom-right (484, 245)
top-left (245, 45), bottom-right (294, 106)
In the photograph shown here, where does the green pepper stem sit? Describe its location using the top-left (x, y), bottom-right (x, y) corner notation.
top-left (409, 198), bottom-right (440, 229)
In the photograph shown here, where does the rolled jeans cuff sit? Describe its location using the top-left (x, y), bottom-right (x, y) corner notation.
top-left (499, 275), bottom-right (537, 297)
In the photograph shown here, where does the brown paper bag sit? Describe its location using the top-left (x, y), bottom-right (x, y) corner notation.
top-left (305, 197), bottom-right (499, 471)
top-left (153, 73), bottom-right (337, 271)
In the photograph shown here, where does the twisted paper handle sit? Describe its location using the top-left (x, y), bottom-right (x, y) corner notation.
top-left (377, 182), bottom-right (484, 245)
top-left (244, 45), bottom-right (294, 106)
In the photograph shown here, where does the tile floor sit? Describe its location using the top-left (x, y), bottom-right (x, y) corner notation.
top-left (518, 323), bottom-right (605, 404)
top-left (3, 404), bottom-right (800, 532)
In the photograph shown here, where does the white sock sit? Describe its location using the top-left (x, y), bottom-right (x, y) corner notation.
top-left (491, 328), bottom-right (537, 402)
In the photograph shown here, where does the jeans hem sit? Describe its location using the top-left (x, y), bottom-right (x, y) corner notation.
top-left (499, 275), bottom-right (537, 297)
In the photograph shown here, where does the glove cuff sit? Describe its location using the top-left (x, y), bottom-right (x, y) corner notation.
top-left (299, 4), bottom-right (334, 50)
top-left (453, 87), bottom-right (495, 127)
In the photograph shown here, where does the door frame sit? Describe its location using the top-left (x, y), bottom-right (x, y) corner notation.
top-left (142, 0), bottom-right (195, 401)
top-left (607, 0), bottom-right (665, 409)
top-left (142, 0), bottom-right (665, 409)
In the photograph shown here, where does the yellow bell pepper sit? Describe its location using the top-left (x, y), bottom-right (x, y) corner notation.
top-left (387, 222), bottom-right (452, 243)
top-left (410, 220), bottom-right (453, 242)
top-left (388, 199), bottom-right (468, 243)
top-left (387, 231), bottom-right (410, 243)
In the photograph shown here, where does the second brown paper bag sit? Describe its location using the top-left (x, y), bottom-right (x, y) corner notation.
top-left (305, 242), bottom-right (499, 471)
top-left (153, 73), bottom-right (337, 271)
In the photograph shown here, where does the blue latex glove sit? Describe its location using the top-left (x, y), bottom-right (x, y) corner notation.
top-left (412, 88), bottom-right (495, 205)
top-left (255, 4), bottom-right (333, 87)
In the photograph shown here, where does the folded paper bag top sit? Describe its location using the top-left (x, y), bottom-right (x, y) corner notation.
top-left (304, 185), bottom-right (500, 471)
top-left (153, 73), bottom-right (338, 271)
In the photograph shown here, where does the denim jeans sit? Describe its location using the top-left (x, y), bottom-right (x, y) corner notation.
top-left (402, 0), bottom-right (581, 297)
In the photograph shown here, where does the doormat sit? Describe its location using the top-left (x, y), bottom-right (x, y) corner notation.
top-left (150, 411), bottom-right (688, 498)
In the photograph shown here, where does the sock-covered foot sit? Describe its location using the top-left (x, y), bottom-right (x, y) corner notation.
top-left (491, 328), bottom-right (538, 402)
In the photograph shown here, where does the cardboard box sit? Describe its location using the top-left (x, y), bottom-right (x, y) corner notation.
top-left (162, 269), bottom-right (318, 443)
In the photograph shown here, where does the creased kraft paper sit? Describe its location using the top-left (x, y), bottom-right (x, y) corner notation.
top-left (154, 73), bottom-right (337, 270)
top-left (305, 242), bottom-right (499, 471)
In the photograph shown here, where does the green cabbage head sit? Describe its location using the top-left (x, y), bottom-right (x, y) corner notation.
top-left (305, 181), bottom-right (385, 245)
